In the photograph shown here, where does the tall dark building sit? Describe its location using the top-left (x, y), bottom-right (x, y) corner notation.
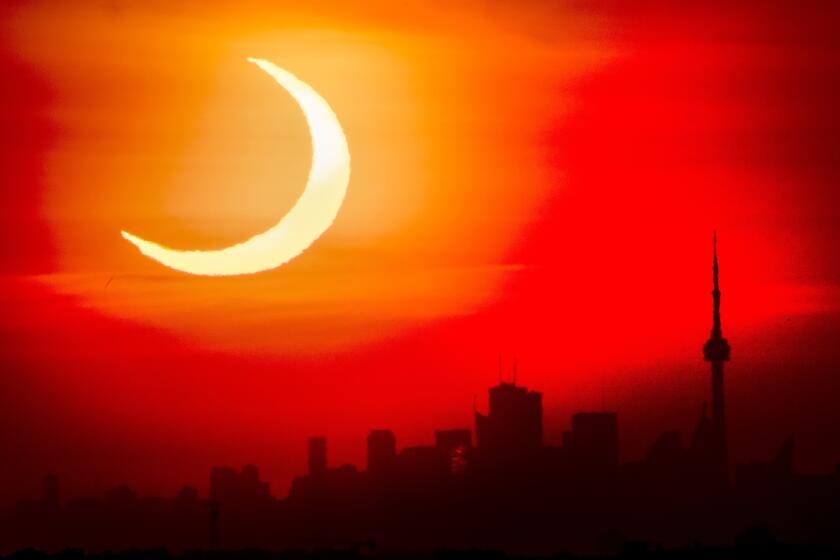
top-left (566, 412), bottom-right (619, 472)
top-left (475, 382), bottom-right (542, 455)
top-left (435, 428), bottom-right (471, 452)
top-left (701, 233), bottom-right (730, 479)
top-left (435, 429), bottom-right (472, 475)
top-left (308, 436), bottom-right (327, 477)
top-left (209, 465), bottom-right (271, 507)
top-left (367, 429), bottom-right (397, 475)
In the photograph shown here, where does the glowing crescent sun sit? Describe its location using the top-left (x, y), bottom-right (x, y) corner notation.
top-left (120, 58), bottom-right (351, 276)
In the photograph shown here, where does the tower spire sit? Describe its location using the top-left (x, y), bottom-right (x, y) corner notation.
top-left (705, 231), bottom-right (728, 359)
top-left (712, 231), bottom-right (722, 339)
top-left (703, 232), bottom-right (731, 481)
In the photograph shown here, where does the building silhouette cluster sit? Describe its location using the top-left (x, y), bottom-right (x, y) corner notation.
top-left (3, 239), bottom-right (840, 555)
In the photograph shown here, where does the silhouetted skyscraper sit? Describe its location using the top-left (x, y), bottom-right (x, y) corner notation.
top-left (475, 382), bottom-right (542, 455)
top-left (435, 429), bottom-right (471, 451)
top-left (645, 431), bottom-right (684, 467)
top-left (435, 429), bottom-right (472, 475)
top-left (702, 233), bottom-right (730, 480)
top-left (367, 429), bottom-right (397, 475)
top-left (567, 412), bottom-right (619, 472)
top-left (210, 465), bottom-right (271, 507)
top-left (308, 436), bottom-right (327, 477)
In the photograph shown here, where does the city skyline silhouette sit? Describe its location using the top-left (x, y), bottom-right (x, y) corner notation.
top-left (4, 238), bottom-right (839, 555)
top-left (4, 2), bottom-right (840, 558)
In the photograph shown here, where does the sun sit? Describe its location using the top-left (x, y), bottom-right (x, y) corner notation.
top-left (120, 58), bottom-right (351, 276)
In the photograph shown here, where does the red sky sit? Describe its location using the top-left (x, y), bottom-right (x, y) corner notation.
top-left (2, 0), bottom-right (840, 504)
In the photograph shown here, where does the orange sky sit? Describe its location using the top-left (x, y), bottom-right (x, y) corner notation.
top-left (5, 1), bottom-right (609, 352)
top-left (2, 0), bottom-right (840, 503)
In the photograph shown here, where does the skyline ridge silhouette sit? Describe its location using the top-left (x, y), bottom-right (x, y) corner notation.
top-left (4, 237), bottom-right (840, 555)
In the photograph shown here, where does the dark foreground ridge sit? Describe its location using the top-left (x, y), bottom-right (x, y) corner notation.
top-left (3, 239), bottom-right (839, 555)
top-left (3, 542), bottom-right (840, 560)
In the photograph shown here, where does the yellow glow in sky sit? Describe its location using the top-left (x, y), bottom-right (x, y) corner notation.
top-left (121, 58), bottom-right (351, 276)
